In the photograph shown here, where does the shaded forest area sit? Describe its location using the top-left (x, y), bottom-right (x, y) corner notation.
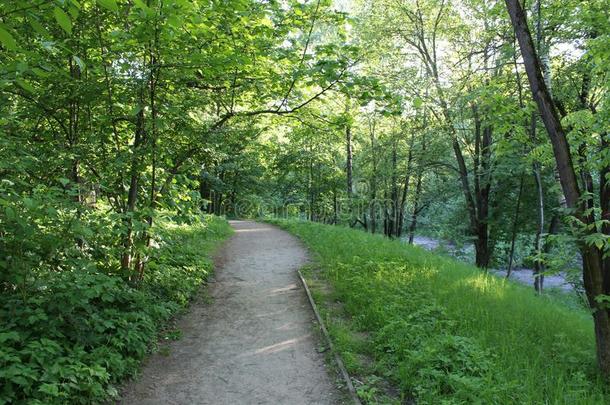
top-left (0, 0), bottom-right (608, 403)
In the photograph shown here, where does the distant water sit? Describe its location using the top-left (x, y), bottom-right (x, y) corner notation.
top-left (406, 235), bottom-right (577, 292)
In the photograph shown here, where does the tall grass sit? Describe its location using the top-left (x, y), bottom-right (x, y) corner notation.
top-left (270, 219), bottom-right (605, 404)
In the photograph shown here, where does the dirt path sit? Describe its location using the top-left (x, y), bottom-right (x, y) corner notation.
top-left (121, 221), bottom-right (341, 405)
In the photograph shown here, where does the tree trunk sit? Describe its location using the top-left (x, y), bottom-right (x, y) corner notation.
top-left (369, 118), bottom-right (377, 234)
top-left (532, 160), bottom-right (547, 293)
top-left (476, 125), bottom-right (492, 269)
top-left (407, 171), bottom-right (423, 244)
top-left (512, 30), bottom-right (547, 288)
top-left (506, 173), bottom-right (525, 278)
top-left (389, 141), bottom-right (399, 238)
top-left (121, 97), bottom-right (146, 274)
top-left (333, 190), bottom-right (338, 225)
top-left (471, 104), bottom-right (492, 269)
top-left (474, 224), bottom-right (490, 269)
top-left (535, 213), bottom-right (559, 293)
top-left (308, 141), bottom-right (315, 221)
top-left (398, 132), bottom-right (416, 238)
top-left (199, 177), bottom-right (209, 212)
top-left (345, 97), bottom-right (353, 199)
top-left (505, 0), bottom-right (581, 208)
top-left (506, 0), bottom-right (610, 376)
top-left (402, 12), bottom-right (482, 267)
top-left (601, 135), bottom-right (610, 296)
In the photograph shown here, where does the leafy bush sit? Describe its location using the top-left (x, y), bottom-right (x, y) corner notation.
top-left (0, 215), bottom-right (232, 404)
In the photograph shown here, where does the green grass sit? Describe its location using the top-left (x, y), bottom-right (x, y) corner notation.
top-left (270, 218), bottom-right (605, 404)
top-left (0, 215), bottom-right (232, 404)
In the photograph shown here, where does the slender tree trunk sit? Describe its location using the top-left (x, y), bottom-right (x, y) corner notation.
top-left (506, 0), bottom-right (610, 376)
top-left (506, 173), bottom-right (525, 278)
top-left (536, 213), bottom-right (560, 293)
top-left (432, 79), bottom-right (478, 245)
top-left (308, 141), bottom-right (314, 221)
top-left (505, 0), bottom-right (581, 207)
top-left (369, 118), bottom-right (377, 234)
top-left (512, 29), bottom-right (547, 290)
top-left (601, 135), bottom-right (610, 297)
top-left (398, 132), bottom-right (416, 238)
top-left (345, 97), bottom-right (353, 199)
top-left (403, 7), bottom-right (485, 266)
top-left (471, 104), bottom-right (492, 268)
top-left (121, 94), bottom-right (146, 274)
top-left (532, 161), bottom-right (546, 292)
top-left (67, 56), bottom-right (83, 204)
top-left (383, 190), bottom-right (390, 237)
top-left (333, 189), bottom-right (338, 225)
top-left (199, 174), bottom-right (210, 212)
top-left (477, 126), bottom-right (492, 269)
top-left (407, 171), bottom-right (423, 244)
top-left (389, 141), bottom-right (399, 237)
top-left (531, 0), bottom-right (553, 292)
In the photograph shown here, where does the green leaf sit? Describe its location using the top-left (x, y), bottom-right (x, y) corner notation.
top-left (53, 7), bottom-right (72, 35)
top-left (68, 5), bottom-right (80, 19)
top-left (16, 62), bottom-right (28, 73)
top-left (32, 67), bottom-right (50, 78)
top-left (0, 331), bottom-right (20, 343)
top-left (167, 15), bottom-right (181, 28)
top-left (260, 16), bottom-right (274, 28)
top-left (130, 104), bottom-right (143, 116)
top-left (29, 18), bottom-right (50, 38)
top-left (97, 0), bottom-right (119, 12)
top-left (0, 26), bottom-right (17, 51)
top-left (133, 0), bottom-right (152, 13)
top-left (73, 55), bottom-right (86, 71)
top-left (39, 383), bottom-right (59, 396)
top-left (16, 79), bottom-right (35, 93)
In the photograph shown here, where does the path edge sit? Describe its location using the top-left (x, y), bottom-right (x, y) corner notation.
top-left (297, 269), bottom-right (363, 405)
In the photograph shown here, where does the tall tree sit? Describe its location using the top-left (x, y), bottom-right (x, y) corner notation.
top-left (505, 0), bottom-right (610, 376)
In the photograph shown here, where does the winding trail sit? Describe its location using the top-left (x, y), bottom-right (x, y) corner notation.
top-left (122, 221), bottom-right (341, 405)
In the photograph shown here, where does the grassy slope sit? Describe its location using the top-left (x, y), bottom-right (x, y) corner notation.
top-left (270, 219), bottom-right (605, 404)
top-left (0, 215), bottom-right (232, 404)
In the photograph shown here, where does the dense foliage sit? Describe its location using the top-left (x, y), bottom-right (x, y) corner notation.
top-left (0, 0), bottom-right (348, 402)
top-left (0, 216), bottom-right (231, 404)
top-left (272, 219), bottom-right (605, 404)
top-left (0, 0), bottom-right (608, 401)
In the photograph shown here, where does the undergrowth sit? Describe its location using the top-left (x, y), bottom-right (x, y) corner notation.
top-left (271, 218), bottom-right (606, 404)
top-left (0, 215), bottom-right (232, 404)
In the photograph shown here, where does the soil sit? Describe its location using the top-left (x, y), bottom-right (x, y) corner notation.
top-left (121, 220), bottom-right (341, 405)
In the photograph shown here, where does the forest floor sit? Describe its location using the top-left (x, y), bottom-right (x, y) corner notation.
top-left (409, 235), bottom-right (575, 291)
top-left (121, 221), bottom-right (342, 405)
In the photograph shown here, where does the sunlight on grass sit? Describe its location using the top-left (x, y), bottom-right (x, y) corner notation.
top-left (269, 219), bottom-right (606, 404)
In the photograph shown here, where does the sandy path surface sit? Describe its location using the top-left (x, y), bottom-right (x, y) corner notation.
top-left (121, 220), bottom-right (340, 405)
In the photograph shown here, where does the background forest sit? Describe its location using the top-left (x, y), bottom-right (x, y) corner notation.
top-left (0, 0), bottom-right (608, 403)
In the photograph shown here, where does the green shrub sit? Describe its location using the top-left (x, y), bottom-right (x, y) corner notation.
top-left (0, 215), bottom-right (232, 404)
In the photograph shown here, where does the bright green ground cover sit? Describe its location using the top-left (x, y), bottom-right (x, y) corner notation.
top-left (270, 219), bottom-right (605, 404)
top-left (0, 215), bottom-right (232, 404)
